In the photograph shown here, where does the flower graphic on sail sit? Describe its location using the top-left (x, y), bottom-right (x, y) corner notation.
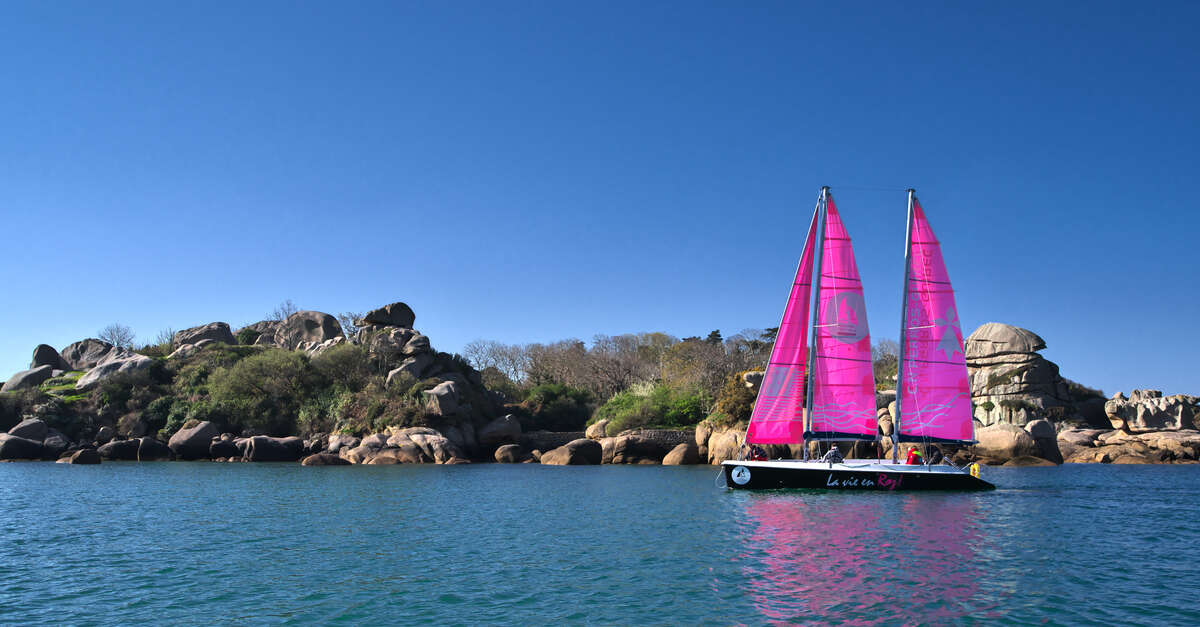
top-left (808, 196), bottom-right (877, 440)
top-left (897, 197), bottom-right (973, 443)
top-left (745, 210), bottom-right (818, 444)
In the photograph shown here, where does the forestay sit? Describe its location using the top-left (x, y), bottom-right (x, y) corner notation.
top-left (745, 210), bottom-right (818, 444)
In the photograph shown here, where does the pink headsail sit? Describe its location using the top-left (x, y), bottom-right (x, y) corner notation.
top-left (898, 198), bottom-right (973, 442)
top-left (808, 196), bottom-right (877, 439)
top-left (745, 210), bottom-right (818, 444)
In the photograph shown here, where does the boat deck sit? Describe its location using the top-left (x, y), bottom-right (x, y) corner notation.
top-left (720, 458), bottom-right (994, 491)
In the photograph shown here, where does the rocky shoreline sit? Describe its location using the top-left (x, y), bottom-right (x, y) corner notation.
top-left (3, 410), bottom-right (1198, 468)
top-left (1, 301), bottom-right (1196, 469)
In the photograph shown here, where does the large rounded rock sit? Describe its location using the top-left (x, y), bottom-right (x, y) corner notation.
top-left (1057, 428), bottom-right (1104, 460)
top-left (540, 438), bottom-right (602, 465)
top-left (239, 320), bottom-right (280, 345)
top-left (610, 434), bottom-right (668, 464)
top-left (326, 434), bottom-right (361, 453)
top-left (662, 442), bottom-right (701, 465)
top-left (168, 421), bottom-right (221, 460)
top-left (973, 422), bottom-right (1040, 463)
top-left (494, 444), bottom-right (526, 463)
top-left (360, 327), bottom-right (416, 356)
top-left (706, 429), bottom-right (744, 464)
top-left (339, 445), bottom-right (376, 464)
top-left (173, 322), bottom-right (235, 348)
top-left (360, 433), bottom-right (389, 449)
top-left (1024, 418), bottom-right (1063, 463)
top-left (31, 344), bottom-right (68, 370)
top-left (423, 381), bottom-right (461, 416)
top-left (386, 354), bottom-right (434, 384)
top-left (137, 438), bottom-right (173, 461)
top-left (0, 434), bottom-right (43, 460)
top-left (42, 433), bottom-right (70, 459)
top-left (95, 426), bottom-right (116, 445)
top-left (98, 438), bottom-right (141, 460)
top-left (585, 419), bottom-right (610, 439)
top-left (75, 355), bottom-right (154, 390)
top-left (8, 418), bottom-right (48, 441)
top-left (67, 448), bottom-right (102, 465)
top-left (243, 436), bottom-right (304, 462)
top-left (357, 302), bottom-right (416, 328)
top-left (1, 366), bottom-right (54, 392)
top-left (387, 428), bottom-right (463, 463)
top-left (965, 323), bottom-right (1047, 359)
top-left (302, 453), bottom-right (351, 466)
top-left (61, 339), bottom-right (122, 370)
top-left (271, 311), bottom-right (344, 351)
top-left (478, 415), bottom-right (521, 448)
top-left (210, 439), bottom-right (241, 459)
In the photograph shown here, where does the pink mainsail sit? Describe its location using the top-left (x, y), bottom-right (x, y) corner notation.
top-left (745, 210), bottom-right (818, 444)
top-left (898, 198), bottom-right (973, 442)
top-left (808, 196), bottom-right (877, 439)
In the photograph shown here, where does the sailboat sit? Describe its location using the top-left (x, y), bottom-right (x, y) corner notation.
top-left (722, 188), bottom-right (993, 491)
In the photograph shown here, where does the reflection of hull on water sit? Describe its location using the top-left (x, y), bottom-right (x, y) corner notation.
top-left (722, 459), bottom-right (995, 491)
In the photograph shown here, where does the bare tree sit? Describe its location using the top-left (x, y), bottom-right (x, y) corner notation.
top-left (270, 299), bottom-right (299, 321)
top-left (338, 312), bottom-right (363, 337)
top-left (154, 327), bottom-right (176, 346)
top-left (872, 338), bottom-right (900, 362)
top-left (99, 323), bottom-right (136, 349)
top-left (463, 339), bottom-right (529, 383)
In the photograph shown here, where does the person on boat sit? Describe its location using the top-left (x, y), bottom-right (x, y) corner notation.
top-left (821, 445), bottom-right (843, 464)
top-left (905, 447), bottom-right (924, 465)
top-left (748, 444), bottom-right (768, 461)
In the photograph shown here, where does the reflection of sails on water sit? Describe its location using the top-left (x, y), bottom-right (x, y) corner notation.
top-left (738, 495), bottom-right (983, 625)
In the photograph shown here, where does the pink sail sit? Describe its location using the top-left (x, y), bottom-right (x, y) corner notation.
top-left (808, 196), bottom-right (877, 439)
top-left (745, 210), bottom-right (818, 444)
top-left (898, 198), bottom-right (973, 442)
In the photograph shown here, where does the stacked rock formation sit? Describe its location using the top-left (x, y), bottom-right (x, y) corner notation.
top-left (966, 323), bottom-right (1074, 427)
top-left (1104, 390), bottom-right (1195, 432)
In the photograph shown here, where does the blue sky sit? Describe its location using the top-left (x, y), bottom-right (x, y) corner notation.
top-left (1, 1), bottom-right (1197, 395)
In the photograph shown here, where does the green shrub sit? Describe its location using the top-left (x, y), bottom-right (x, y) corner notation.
top-left (979, 400), bottom-right (995, 412)
top-left (207, 350), bottom-right (320, 435)
top-left (311, 343), bottom-right (371, 392)
top-left (713, 371), bottom-right (757, 425)
top-left (998, 399), bottom-right (1038, 413)
top-left (480, 366), bottom-right (522, 402)
top-left (297, 389), bottom-right (356, 436)
top-left (591, 384), bottom-right (707, 433)
top-left (236, 328), bottom-right (262, 345)
top-left (0, 389), bottom-right (48, 432)
top-left (142, 396), bottom-right (176, 436)
top-left (134, 342), bottom-right (172, 359)
top-left (516, 384), bottom-right (594, 431)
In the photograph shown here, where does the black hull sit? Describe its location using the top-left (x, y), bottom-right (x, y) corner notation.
top-left (722, 462), bottom-right (995, 491)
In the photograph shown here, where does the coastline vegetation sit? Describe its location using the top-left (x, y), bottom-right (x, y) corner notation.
top-left (0, 305), bottom-right (905, 445)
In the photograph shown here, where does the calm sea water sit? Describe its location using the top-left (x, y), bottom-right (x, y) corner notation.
top-left (0, 462), bottom-right (1196, 625)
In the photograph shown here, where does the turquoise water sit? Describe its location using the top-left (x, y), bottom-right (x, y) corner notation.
top-left (1, 462), bottom-right (1196, 625)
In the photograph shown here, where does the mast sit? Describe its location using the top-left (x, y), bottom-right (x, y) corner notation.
top-left (893, 188), bottom-right (916, 463)
top-left (802, 186), bottom-right (829, 460)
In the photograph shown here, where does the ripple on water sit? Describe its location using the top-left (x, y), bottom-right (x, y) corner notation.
top-left (0, 463), bottom-right (1198, 624)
